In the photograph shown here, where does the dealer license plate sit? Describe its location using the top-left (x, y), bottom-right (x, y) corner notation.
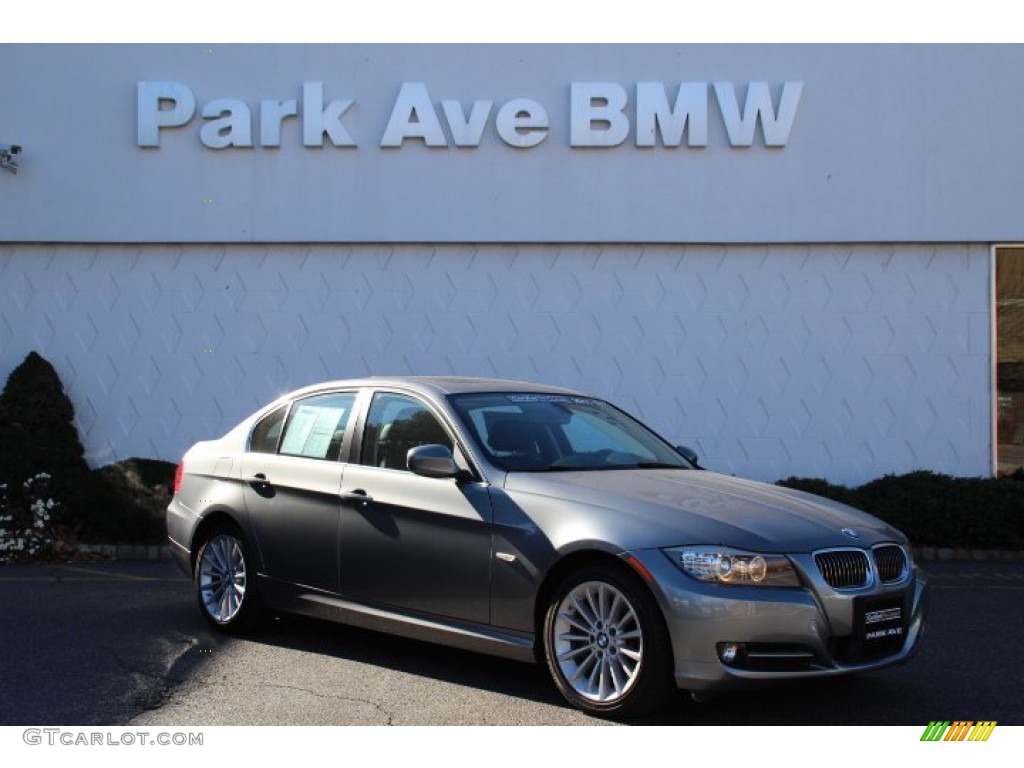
top-left (856, 596), bottom-right (906, 658)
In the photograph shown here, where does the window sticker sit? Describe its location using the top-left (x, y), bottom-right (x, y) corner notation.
top-left (280, 405), bottom-right (347, 458)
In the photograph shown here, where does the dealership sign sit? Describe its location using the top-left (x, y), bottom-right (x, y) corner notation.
top-left (137, 81), bottom-right (803, 150)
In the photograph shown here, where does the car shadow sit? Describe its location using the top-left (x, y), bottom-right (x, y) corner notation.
top-left (246, 612), bottom-right (568, 709)
top-left (240, 611), bottom-right (933, 725)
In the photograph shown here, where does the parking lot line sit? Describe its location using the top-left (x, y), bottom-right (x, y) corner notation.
top-left (0, 565), bottom-right (182, 582)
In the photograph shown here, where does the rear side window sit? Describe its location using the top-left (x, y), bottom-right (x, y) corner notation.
top-left (279, 392), bottom-right (357, 461)
top-left (250, 405), bottom-right (287, 453)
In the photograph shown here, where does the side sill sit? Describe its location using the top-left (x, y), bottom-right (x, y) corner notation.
top-left (258, 575), bottom-right (537, 663)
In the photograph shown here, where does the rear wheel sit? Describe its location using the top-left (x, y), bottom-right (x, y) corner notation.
top-left (543, 562), bottom-right (675, 718)
top-left (194, 525), bottom-right (266, 632)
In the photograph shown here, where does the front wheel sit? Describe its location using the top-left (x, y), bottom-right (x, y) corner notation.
top-left (194, 525), bottom-right (266, 632)
top-left (543, 562), bottom-right (675, 719)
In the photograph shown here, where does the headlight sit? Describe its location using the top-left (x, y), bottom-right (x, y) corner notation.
top-left (663, 546), bottom-right (801, 587)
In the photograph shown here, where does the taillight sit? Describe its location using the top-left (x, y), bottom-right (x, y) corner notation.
top-left (173, 461), bottom-right (184, 494)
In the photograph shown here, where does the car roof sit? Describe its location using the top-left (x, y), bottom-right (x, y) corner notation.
top-left (282, 376), bottom-right (589, 401)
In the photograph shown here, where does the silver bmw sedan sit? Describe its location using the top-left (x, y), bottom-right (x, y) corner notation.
top-left (167, 376), bottom-right (927, 718)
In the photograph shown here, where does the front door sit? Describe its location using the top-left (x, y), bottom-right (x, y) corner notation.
top-left (337, 391), bottom-right (493, 623)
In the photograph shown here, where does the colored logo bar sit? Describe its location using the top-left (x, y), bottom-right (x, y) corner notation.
top-left (920, 721), bottom-right (997, 742)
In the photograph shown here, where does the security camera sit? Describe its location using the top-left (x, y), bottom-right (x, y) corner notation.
top-left (0, 144), bottom-right (21, 175)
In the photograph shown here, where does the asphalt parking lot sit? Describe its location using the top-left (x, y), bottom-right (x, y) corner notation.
top-left (0, 559), bottom-right (1021, 726)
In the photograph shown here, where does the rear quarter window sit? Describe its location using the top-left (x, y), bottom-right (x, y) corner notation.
top-left (249, 405), bottom-right (287, 453)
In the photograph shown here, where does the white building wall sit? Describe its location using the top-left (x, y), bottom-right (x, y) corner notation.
top-left (0, 242), bottom-right (991, 485)
top-left (4, 45), bottom-right (1024, 244)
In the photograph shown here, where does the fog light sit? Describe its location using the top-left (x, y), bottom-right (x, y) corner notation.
top-left (719, 643), bottom-right (741, 664)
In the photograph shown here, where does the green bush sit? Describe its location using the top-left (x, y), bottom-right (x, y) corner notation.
top-left (0, 352), bottom-right (174, 553)
top-left (778, 470), bottom-right (1024, 550)
top-left (0, 472), bottom-right (62, 562)
top-left (0, 352), bottom-right (92, 537)
top-left (81, 458), bottom-right (176, 544)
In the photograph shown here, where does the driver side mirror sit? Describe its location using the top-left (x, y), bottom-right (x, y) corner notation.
top-left (676, 445), bottom-right (702, 469)
top-left (407, 444), bottom-right (470, 480)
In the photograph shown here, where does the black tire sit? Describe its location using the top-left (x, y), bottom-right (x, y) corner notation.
top-left (193, 524), bottom-right (267, 633)
top-left (543, 561), bottom-right (675, 719)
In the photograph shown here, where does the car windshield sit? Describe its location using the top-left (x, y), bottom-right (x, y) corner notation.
top-left (448, 392), bottom-right (692, 472)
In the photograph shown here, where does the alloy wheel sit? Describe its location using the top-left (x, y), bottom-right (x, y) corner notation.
top-left (551, 580), bottom-right (644, 703)
top-left (198, 534), bottom-right (247, 623)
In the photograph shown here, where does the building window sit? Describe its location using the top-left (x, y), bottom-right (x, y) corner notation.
top-left (996, 246), bottom-right (1024, 475)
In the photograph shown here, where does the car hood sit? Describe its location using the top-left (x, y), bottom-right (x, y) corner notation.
top-left (502, 469), bottom-right (904, 553)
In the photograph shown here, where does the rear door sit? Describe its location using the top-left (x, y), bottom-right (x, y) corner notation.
top-left (241, 391), bottom-right (357, 593)
top-left (337, 390), bottom-right (493, 623)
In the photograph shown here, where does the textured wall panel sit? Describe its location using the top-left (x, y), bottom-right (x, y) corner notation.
top-left (0, 244), bottom-right (992, 485)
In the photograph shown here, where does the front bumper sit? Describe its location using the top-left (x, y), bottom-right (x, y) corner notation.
top-left (630, 547), bottom-right (928, 692)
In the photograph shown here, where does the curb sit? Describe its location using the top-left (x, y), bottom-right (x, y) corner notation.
top-left (68, 543), bottom-right (1024, 564)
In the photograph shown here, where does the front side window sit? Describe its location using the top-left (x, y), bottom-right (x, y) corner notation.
top-left (361, 393), bottom-right (454, 471)
top-left (278, 392), bottom-right (357, 461)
